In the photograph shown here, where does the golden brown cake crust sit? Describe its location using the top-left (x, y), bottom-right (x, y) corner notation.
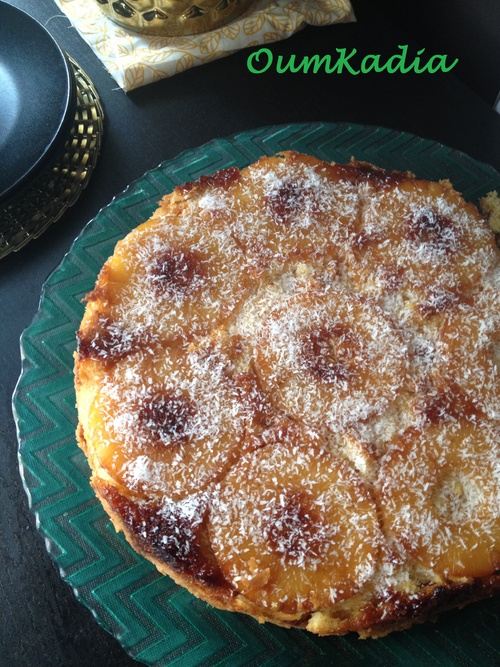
top-left (74, 151), bottom-right (500, 638)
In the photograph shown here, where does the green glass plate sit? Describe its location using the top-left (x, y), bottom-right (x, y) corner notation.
top-left (13, 122), bottom-right (500, 667)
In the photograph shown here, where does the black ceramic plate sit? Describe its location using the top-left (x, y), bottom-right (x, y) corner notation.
top-left (0, 1), bottom-right (76, 203)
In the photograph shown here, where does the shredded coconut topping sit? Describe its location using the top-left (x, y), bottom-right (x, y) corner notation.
top-left (76, 152), bottom-right (500, 626)
top-left (209, 441), bottom-right (382, 612)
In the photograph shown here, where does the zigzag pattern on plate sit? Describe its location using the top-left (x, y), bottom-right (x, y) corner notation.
top-left (14, 123), bottom-right (500, 666)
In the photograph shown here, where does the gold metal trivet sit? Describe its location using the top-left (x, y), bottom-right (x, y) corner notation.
top-left (0, 56), bottom-right (104, 260)
top-left (93, 0), bottom-right (253, 36)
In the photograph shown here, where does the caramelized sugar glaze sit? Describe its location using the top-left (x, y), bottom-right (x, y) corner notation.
top-left (74, 152), bottom-right (500, 637)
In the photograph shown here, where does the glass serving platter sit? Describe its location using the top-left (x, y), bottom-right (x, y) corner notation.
top-left (13, 122), bottom-right (500, 666)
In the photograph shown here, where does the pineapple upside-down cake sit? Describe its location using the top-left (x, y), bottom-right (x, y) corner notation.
top-left (74, 151), bottom-right (500, 637)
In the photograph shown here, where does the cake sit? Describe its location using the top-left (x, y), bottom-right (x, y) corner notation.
top-left (74, 151), bottom-right (500, 638)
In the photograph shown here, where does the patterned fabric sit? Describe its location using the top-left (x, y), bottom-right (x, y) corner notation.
top-left (53, 0), bottom-right (355, 91)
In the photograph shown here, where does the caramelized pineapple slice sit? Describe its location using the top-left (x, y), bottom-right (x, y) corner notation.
top-left (350, 178), bottom-right (497, 296)
top-left (254, 287), bottom-right (408, 429)
top-left (209, 151), bottom-right (361, 269)
top-left (208, 428), bottom-right (382, 615)
top-left (433, 293), bottom-right (500, 419)
top-left (84, 205), bottom-right (257, 345)
top-left (377, 420), bottom-right (500, 578)
top-left (85, 344), bottom-right (257, 501)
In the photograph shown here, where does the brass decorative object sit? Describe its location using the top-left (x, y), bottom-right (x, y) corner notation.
top-left (0, 56), bottom-right (104, 260)
top-left (93, 0), bottom-right (254, 36)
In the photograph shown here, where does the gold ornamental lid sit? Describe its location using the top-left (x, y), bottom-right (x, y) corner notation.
top-left (93, 0), bottom-right (253, 36)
